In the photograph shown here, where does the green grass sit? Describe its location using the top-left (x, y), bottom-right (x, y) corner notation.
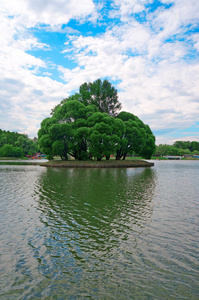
top-left (40, 159), bottom-right (154, 168)
top-left (0, 157), bottom-right (28, 160)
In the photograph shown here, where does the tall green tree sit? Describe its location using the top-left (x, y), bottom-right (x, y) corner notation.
top-left (51, 79), bottom-right (122, 117)
top-left (39, 100), bottom-right (98, 160)
top-left (79, 79), bottom-right (122, 116)
top-left (39, 80), bottom-right (156, 161)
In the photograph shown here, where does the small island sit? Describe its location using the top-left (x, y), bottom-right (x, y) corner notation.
top-left (40, 159), bottom-right (154, 168)
top-left (38, 79), bottom-right (156, 164)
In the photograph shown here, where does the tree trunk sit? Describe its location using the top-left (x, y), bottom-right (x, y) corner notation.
top-left (122, 153), bottom-right (127, 160)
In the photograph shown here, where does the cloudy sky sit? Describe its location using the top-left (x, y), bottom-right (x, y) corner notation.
top-left (0, 0), bottom-right (199, 144)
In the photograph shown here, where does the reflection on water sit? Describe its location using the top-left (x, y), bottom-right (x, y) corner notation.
top-left (37, 167), bottom-right (156, 244)
top-left (32, 168), bottom-right (156, 298)
top-left (0, 162), bottom-right (199, 299)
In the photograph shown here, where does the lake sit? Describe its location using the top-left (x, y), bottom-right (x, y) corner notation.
top-left (0, 160), bottom-right (199, 299)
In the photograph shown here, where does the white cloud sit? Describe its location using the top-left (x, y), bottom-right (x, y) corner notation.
top-left (192, 33), bottom-right (199, 51)
top-left (0, 73), bottom-right (68, 137)
top-left (0, 0), bottom-right (198, 144)
top-left (112, 0), bottom-right (151, 21)
top-left (1, 0), bottom-right (97, 27)
top-left (59, 1), bottom-right (199, 141)
top-left (151, 0), bottom-right (199, 37)
top-left (0, 0), bottom-right (100, 137)
top-left (0, 2), bottom-right (70, 137)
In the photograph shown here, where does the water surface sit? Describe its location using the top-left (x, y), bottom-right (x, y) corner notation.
top-left (0, 161), bottom-right (199, 299)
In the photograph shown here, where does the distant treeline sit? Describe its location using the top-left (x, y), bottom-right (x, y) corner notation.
top-left (0, 129), bottom-right (38, 157)
top-left (155, 141), bottom-right (199, 156)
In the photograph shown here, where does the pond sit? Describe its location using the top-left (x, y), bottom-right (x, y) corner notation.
top-left (0, 160), bottom-right (199, 299)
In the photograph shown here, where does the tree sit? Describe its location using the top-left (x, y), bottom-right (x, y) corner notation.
top-left (180, 148), bottom-right (191, 156)
top-left (38, 80), bottom-right (155, 161)
top-left (155, 144), bottom-right (170, 156)
top-left (15, 136), bottom-right (38, 156)
top-left (51, 93), bottom-right (81, 116)
top-left (87, 112), bottom-right (125, 160)
top-left (0, 129), bottom-right (39, 157)
top-left (117, 112), bottom-right (156, 159)
top-left (190, 141), bottom-right (199, 152)
top-left (0, 134), bottom-right (7, 147)
top-left (39, 100), bottom-right (98, 160)
top-left (39, 101), bottom-right (126, 161)
top-left (193, 150), bottom-right (199, 155)
top-left (167, 146), bottom-right (180, 156)
top-left (0, 144), bottom-right (23, 157)
top-left (51, 79), bottom-right (122, 117)
top-left (79, 79), bottom-right (122, 116)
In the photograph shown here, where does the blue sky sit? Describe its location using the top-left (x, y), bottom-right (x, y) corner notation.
top-left (0, 0), bottom-right (199, 144)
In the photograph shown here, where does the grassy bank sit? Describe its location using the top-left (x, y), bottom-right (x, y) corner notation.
top-left (0, 157), bottom-right (29, 160)
top-left (40, 159), bottom-right (154, 168)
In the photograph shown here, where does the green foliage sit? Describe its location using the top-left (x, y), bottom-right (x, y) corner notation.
top-left (193, 150), bottom-right (199, 155)
top-left (155, 141), bottom-right (199, 157)
top-left (0, 144), bottom-right (23, 157)
top-left (88, 113), bottom-right (125, 160)
top-left (173, 141), bottom-right (199, 152)
top-left (117, 112), bottom-right (156, 160)
top-left (79, 79), bottom-right (122, 116)
top-left (0, 129), bottom-right (38, 157)
top-left (51, 78), bottom-right (122, 117)
top-left (38, 95), bottom-right (156, 160)
top-left (39, 101), bottom-right (95, 160)
top-left (155, 144), bottom-right (170, 156)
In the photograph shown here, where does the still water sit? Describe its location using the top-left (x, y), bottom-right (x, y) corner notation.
top-left (0, 161), bottom-right (198, 299)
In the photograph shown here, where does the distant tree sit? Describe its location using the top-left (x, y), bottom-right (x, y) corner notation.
top-left (0, 129), bottom-right (38, 157)
top-left (181, 148), bottom-right (192, 155)
top-left (13, 147), bottom-right (23, 157)
top-left (0, 144), bottom-right (23, 157)
top-left (193, 150), bottom-right (199, 155)
top-left (0, 144), bottom-right (14, 157)
top-left (15, 136), bottom-right (38, 156)
top-left (190, 141), bottom-right (199, 152)
top-left (167, 146), bottom-right (180, 156)
top-left (0, 134), bottom-right (7, 147)
top-left (155, 144), bottom-right (171, 156)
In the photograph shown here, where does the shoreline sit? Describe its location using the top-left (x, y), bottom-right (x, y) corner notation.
top-left (40, 159), bottom-right (154, 168)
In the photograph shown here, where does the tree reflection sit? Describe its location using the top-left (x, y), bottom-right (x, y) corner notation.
top-left (35, 167), bottom-right (156, 260)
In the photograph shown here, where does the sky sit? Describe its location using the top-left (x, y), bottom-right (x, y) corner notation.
top-left (0, 0), bottom-right (199, 145)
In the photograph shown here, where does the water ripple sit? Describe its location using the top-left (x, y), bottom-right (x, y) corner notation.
top-left (0, 163), bottom-right (199, 299)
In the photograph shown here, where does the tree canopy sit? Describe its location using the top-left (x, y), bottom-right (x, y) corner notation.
top-left (38, 80), bottom-right (156, 161)
top-left (79, 78), bottom-right (122, 116)
top-left (51, 78), bottom-right (122, 117)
